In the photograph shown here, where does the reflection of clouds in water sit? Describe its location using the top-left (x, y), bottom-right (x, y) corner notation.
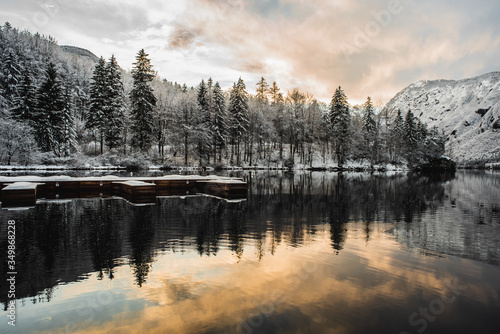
top-left (36, 231), bottom-right (499, 334)
top-left (3, 172), bottom-right (500, 333)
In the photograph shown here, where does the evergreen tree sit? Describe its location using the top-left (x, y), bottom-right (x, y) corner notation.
top-left (286, 88), bottom-right (308, 164)
top-left (390, 109), bottom-right (404, 162)
top-left (269, 82), bottom-right (286, 159)
top-left (228, 77), bottom-right (249, 165)
top-left (11, 67), bottom-right (36, 123)
top-left (328, 86), bottom-right (351, 167)
top-left (61, 87), bottom-right (76, 156)
top-left (362, 96), bottom-right (378, 165)
top-left (207, 77), bottom-right (214, 100)
top-left (269, 81), bottom-right (283, 105)
top-left (403, 110), bottom-right (418, 163)
top-left (0, 48), bottom-right (22, 109)
top-left (176, 89), bottom-right (197, 165)
top-left (105, 55), bottom-right (125, 150)
top-left (3, 22), bottom-right (12, 32)
top-left (129, 49), bottom-right (156, 151)
top-left (195, 79), bottom-right (212, 163)
top-left (256, 77), bottom-right (269, 102)
top-left (35, 62), bottom-right (65, 153)
top-left (212, 81), bottom-right (227, 162)
top-left (424, 126), bottom-right (445, 159)
top-left (197, 79), bottom-right (209, 114)
top-left (86, 57), bottom-right (107, 154)
top-left (416, 120), bottom-right (428, 142)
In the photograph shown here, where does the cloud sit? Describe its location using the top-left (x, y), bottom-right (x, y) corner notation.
top-left (1, 0), bottom-right (499, 103)
top-left (168, 27), bottom-right (198, 49)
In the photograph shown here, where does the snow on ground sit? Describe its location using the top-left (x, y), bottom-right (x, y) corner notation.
top-left (2, 182), bottom-right (44, 190)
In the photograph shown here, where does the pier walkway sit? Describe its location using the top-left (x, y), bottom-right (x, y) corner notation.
top-left (0, 175), bottom-right (247, 207)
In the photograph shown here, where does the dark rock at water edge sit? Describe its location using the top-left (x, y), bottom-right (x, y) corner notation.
top-left (416, 157), bottom-right (457, 172)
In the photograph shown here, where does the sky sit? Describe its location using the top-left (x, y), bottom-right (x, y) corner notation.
top-left (1, 0), bottom-right (500, 104)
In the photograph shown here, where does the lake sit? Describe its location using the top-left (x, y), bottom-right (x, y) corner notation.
top-left (1, 171), bottom-right (500, 334)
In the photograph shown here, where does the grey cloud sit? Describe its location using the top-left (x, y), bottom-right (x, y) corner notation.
top-left (168, 27), bottom-right (198, 49)
top-left (3, 0), bottom-right (500, 103)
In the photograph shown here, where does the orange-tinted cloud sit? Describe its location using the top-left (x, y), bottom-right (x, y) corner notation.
top-left (2, 0), bottom-right (500, 103)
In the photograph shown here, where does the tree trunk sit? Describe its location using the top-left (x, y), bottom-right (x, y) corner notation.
top-left (100, 131), bottom-right (104, 155)
top-left (184, 134), bottom-right (188, 165)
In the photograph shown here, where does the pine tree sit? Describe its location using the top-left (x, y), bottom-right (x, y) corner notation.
top-left (269, 81), bottom-right (283, 105)
top-left (61, 87), bottom-right (76, 156)
top-left (11, 67), bottom-right (36, 123)
top-left (207, 77), bottom-right (214, 96)
top-left (3, 22), bottom-right (12, 32)
top-left (212, 81), bottom-right (227, 162)
top-left (195, 79), bottom-right (212, 163)
top-left (0, 48), bottom-right (22, 109)
top-left (105, 55), bottom-right (125, 150)
top-left (35, 62), bottom-right (65, 153)
top-left (269, 82), bottom-right (285, 159)
top-left (129, 49), bottom-right (156, 151)
top-left (197, 79), bottom-right (209, 114)
top-left (328, 86), bottom-right (351, 167)
top-left (362, 96), bottom-right (377, 165)
top-left (390, 109), bottom-right (404, 162)
top-left (403, 110), bottom-right (418, 163)
top-left (416, 120), bottom-right (428, 142)
top-left (256, 77), bottom-right (269, 102)
top-left (86, 57), bottom-right (107, 154)
top-left (228, 77), bottom-right (249, 165)
top-left (176, 89), bottom-right (197, 165)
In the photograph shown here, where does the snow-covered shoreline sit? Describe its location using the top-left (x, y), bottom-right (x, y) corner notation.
top-left (0, 163), bottom-right (408, 173)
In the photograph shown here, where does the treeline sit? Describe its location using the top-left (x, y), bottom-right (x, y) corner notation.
top-left (0, 23), bottom-right (445, 168)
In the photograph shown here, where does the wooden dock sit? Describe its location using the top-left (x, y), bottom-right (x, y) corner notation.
top-left (202, 179), bottom-right (248, 198)
top-left (0, 175), bottom-right (247, 207)
top-left (112, 180), bottom-right (157, 204)
top-left (1, 182), bottom-right (43, 207)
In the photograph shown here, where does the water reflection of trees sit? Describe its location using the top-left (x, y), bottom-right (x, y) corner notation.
top-left (85, 201), bottom-right (123, 280)
top-left (3, 171), bottom-right (500, 309)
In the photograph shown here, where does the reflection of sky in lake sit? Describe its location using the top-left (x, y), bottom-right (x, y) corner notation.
top-left (1, 172), bottom-right (500, 333)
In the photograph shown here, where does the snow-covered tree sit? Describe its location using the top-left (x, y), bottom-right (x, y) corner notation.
top-left (105, 55), bottom-right (125, 150)
top-left (403, 110), bottom-right (418, 163)
top-left (269, 81), bottom-right (283, 105)
top-left (174, 89), bottom-right (197, 165)
top-left (129, 49), bottom-right (156, 151)
top-left (388, 109), bottom-right (404, 162)
top-left (362, 96), bottom-right (378, 166)
top-left (35, 62), bottom-right (65, 154)
top-left (212, 81), bottom-right (227, 162)
top-left (270, 82), bottom-right (286, 160)
top-left (228, 77), bottom-right (249, 165)
top-left (11, 67), bottom-right (36, 123)
top-left (256, 77), bottom-right (269, 102)
top-left (0, 117), bottom-right (37, 165)
top-left (285, 88), bottom-right (308, 165)
top-left (86, 57), bottom-right (107, 154)
top-left (60, 87), bottom-right (76, 156)
top-left (0, 47), bottom-right (22, 109)
top-left (328, 86), bottom-right (351, 167)
top-left (195, 79), bottom-right (212, 163)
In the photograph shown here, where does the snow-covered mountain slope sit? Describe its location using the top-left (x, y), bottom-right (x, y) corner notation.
top-left (382, 72), bottom-right (500, 164)
top-left (60, 45), bottom-right (99, 61)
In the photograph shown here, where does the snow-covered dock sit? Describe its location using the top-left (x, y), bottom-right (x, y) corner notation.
top-left (1, 182), bottom-right (44, 206)
top-left (0, 175), bottom-right (247, 207)
top-left (112, 180), bottom-right (157, 204)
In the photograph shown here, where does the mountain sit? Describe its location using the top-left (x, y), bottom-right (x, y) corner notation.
top-left (60, 45), bottom-right (99, 62)
top-left (382, 72), bottom-right (500, 165)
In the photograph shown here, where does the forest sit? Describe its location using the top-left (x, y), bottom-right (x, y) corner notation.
top-left (0, 23), bottom-right (445, 169)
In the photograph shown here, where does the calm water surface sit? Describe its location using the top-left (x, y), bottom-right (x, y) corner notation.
top-left (1, 171), bottom-right (500, 334)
